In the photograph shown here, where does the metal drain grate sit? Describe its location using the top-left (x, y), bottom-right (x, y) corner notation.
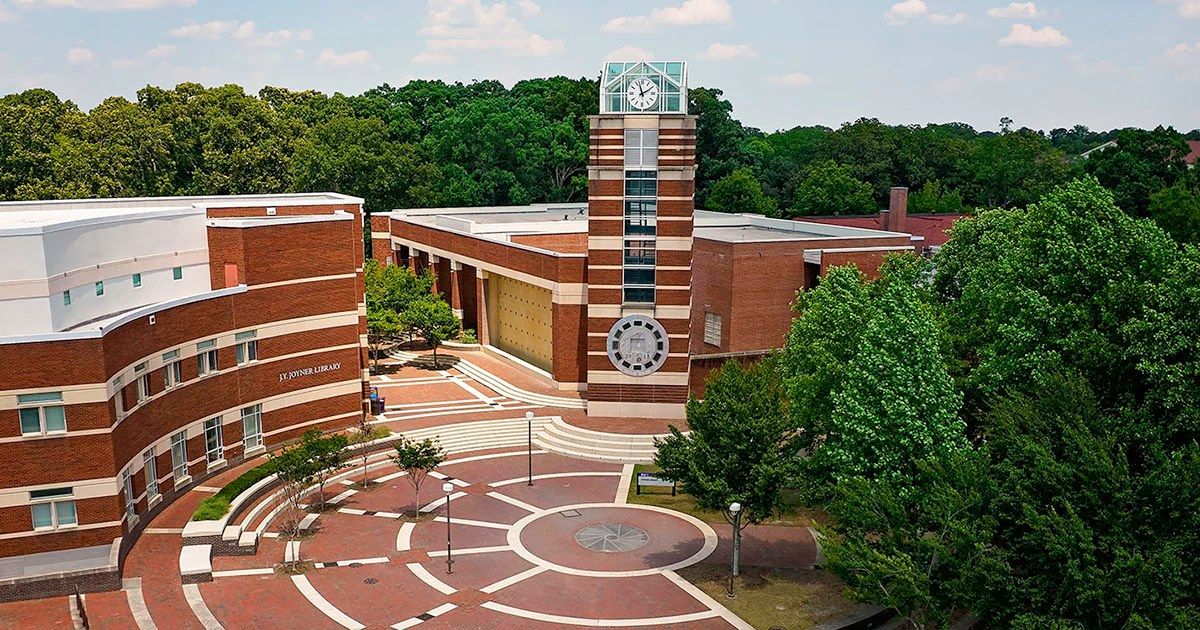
top-left (363, 577), bottom-right (378, 585)
top-left (348, 562), bottom-right (363, 568)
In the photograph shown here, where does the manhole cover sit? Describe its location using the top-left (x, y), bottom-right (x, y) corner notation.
top-left (560, 509), bottom-right (581, 518)
top-left (575, 524), bottom-right (649, 553)
top-left (363, 577), bottom-right (378, 585)
top-left (348, 562), bottom-right (363, 568)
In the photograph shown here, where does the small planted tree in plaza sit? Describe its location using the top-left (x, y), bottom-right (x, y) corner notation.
top-left (391, 437), bottom-right (446, 520)
top-left (366, 308), bottom-right (401, 369)
top-left (654, 358), bottom-right (799, 577)
top-left (401, 296), bottom-right (460, 369)
top-left (303, 430), bottom-right (349, 512)
top-left (365, 258), bottom-right (435, 357)
top-left (268, 439), bottom-right (319, 539)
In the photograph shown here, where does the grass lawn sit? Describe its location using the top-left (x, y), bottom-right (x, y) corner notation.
top-left (624, 464), bottom-right (831, 527)
top-left (678, 563), bottom-right (858, 630)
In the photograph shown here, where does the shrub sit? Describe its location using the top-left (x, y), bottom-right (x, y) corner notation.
top-left (189, 460), bottom-right (278, 521)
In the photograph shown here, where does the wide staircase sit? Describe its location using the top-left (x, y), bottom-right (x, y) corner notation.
top-left (534, 416), bottom-right (664, 464)
top-left (397, 415), bottom-right (555, 454)
top-left (385, 347), bottom-right (587, 410)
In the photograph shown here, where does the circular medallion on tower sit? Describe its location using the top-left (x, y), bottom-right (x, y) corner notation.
top-left (606, 315), bottom-right (669, 377)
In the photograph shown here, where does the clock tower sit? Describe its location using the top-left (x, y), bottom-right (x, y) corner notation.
top-left (587, 62), bottom-right (695, 420)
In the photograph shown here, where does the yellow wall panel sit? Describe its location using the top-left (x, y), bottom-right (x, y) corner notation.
top-left (487, 274), bottom-right (553, 372)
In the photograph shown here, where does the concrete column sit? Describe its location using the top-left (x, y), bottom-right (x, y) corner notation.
top-left (429, 254), bottom-right (442, 296)
top-left (475, 269), bottom-right (490, 346)
top-left (448, 261), bottom-right (464, 319)
top-left (408, 248), bottom-right (420, 274)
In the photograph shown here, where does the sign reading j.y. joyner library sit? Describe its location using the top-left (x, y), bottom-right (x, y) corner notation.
top-left (279, 362), bottom-right (341, 383)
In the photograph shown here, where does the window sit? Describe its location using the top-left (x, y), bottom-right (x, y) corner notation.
top-left (63, 290), bottom-right (71, 307)
top-left (197, 340), bottom-right (218, 376)
top-left (95, 281), bottom-right (104, 297)
top-left (171, 431), bottom-right (188, 482)
top-left (172, 267), bottom-right (183, 281)
top-left (624, 268), bottom-right (656, 286)
top-left (113, 377), bottom-right (124, 419)
top-left (136, 373), bottom-right (152, 403)
top-left (204, 419), bottom-right (224, 464)
top-left (17, 392), bottom-right (66, 436)
top-left (623, 287), bottom-right (656, 304)
top-left (164, 348), bottom-right (182, 388)
top-left (30, 488), bottom-right (77, 530)
top-left (123, 472), bottom-right (136, 522)
top-left (624, 200), bottom-right (658, 236)
top-left (132, 273), bottom-right (142, 288)
top-left (241, 405), bottom-right (263, 451)
top-left (143, 450), bottom-right (159, 501)
top-left (625, 170), bottom-right (658, 197)
top-left (704, 312), bottom-right (723, 346)
top-left (624, 129), bottom-right (659, 168)
top-left (623, 240), bottom-right (656, 267)
top-left (235, 330), bottom-right (258, 365)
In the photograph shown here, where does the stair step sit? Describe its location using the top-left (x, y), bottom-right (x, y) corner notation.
top-left (534, 433), bottom-right (657, 457)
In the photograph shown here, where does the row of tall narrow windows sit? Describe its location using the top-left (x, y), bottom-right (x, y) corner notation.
top-left (623, 129), bottom-right (659, 305)
top-left (62, 266), bottom-right (184, 306)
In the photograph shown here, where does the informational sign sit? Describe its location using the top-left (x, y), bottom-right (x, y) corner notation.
top-left (279, 362), bottom-right (342, 383)
top-left (636, 472), bottom-right (676, 496)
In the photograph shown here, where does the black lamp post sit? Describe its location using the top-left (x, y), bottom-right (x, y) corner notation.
top-left (526, 411), bottom-right (534, 486)
top-left (442, 481), bottom-right (454, 574)
top-left (726, 502), bottom-right (742, 598)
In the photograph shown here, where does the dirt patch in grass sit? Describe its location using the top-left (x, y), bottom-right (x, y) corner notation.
top-left (678, 564), bottom-right (858, 630)
top-left (625, 464), bottom-right (832, 527)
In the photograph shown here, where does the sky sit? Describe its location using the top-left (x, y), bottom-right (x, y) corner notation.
top-left (0, 0), bottom-right (1196, 133)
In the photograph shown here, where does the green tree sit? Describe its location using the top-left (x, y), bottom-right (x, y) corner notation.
top-left (1085, 126), bottom-right (1192, 215)
top-left (655, 358), bottom-right (799, 525)
top-left (1147, 182), bottom-right (1200, 244)
top-left (390, 437), bottom-right (446, 519)
top-left (268, 436), bottom-right (320, 539)
top-left (968, 130), bottom-right (1074, 208)
top-left (401, 296), bottom-right (460, 368)
top-left (789, 160), bottom-right (877, 217)
top-left (302, 430), bottom-right (349, 512)
top-left (908, 180), bottom-right (966, 215)
top-left (0, 89), bottom-right (79, 200)
top-left (366, 308), bottom-right (401, 369)
top-left (704, 168), bottom-right (777, 216)
top-left (47, 97), bottom-right (174, 199)
top-left (821, 451), bottom-right (995, 630)
top-left (690, 87), bottom-right (750, 202)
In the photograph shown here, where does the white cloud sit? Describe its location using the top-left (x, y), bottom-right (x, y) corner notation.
top-left (17, 0), bottom-right (194, 9)
top-left (929, 11), bottom-right (967, 25)
top-left (517, 0), bottom-right (539, 17)
top-left (999, 23), bottom-right (1070, 47)
top-left (1158, 41), bottom-right (1200, 80)
top-left (1163, 0), bottom-right (1200, 18)
top-left (316, 48), bottom-right (372, 68)
top-left (769, 72), bottom-right (813, 87)
top-left (146, 43), bottom-right (177, 58)
top-left (414, 0), bottom-right (565, 64)
top-left (603, 0), bottom-right (732, 33)
top-left (987, 2), bottom-right (1041, 19)
top-left (66, 45), bottom-right (94, 65)
top-left (170, 20), bottom-right (239, 39)
top-left (110, 57), bottom-right (142, 69)
top-left (887, 1), bottom-right (965, 26)
top-left (171, 20), bottom-right (312, 47)
top-left (605, 44), bottom-right (654, 61)
top-left (699, 42), bottom-right (757, 61)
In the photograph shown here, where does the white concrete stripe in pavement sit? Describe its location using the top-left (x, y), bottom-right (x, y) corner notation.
top-left (419, 491), bottom-right (468, 513)
top-left (480, 565), bottom-right (550, 594)
top-left (663, 569), bottom-right (754, 629)
top-left (480, 601), bottom-right (720, 626)
top-left (490, 471), bottom-right (622, 488)
top-left (405, 562), bottom-right (457, 595)
top-left (433, 516), bottom-right (511, 530)
top-left (292, 574), bottom-right (365, 630)
top-left (396, 521), bottom-right (415, 551)
top-left (212, 567), bottom-right (275, 578)
top-left (428, 471), bottom-right (470, 487)
top-left (182, 583), bottom-right (225, 630)
top-left (485, 491), bottom-right (542, 513)
top-left (615, 464), bottom-right (635, 504)
top-left (441, 449), bottom-right (549, 467)
top-left (427, 545), bottom-right (511, 557)
top-left (391, 603), bottom-right (458, 629)
top-left (122, 578), bottom-right (157, 630)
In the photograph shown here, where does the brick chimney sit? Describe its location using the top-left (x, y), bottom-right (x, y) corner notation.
top-left (885, 187), bottom-right (908, 232)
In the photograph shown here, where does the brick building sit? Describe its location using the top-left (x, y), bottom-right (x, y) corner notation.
top-left (0, 193), bottom-right (369, 598)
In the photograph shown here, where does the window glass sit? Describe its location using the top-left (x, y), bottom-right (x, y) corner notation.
top-left (31, 503), bottom-right (53, 529)
top-left (171, 432), bottom-right (188, 481)
top-left (132, 273), bottom-right (142, 288)
top-left (704, 312), bottom-right (722, 346)
top-left (43, 406), bottom-right (66, 432)
top-left (623, 268), bottom-right (656, 285)
top-left (63, 290), bottom-right (71, 306)
top-left (242, 405), bottom-right (263, 450)
top-left (18, 392), bottom-right (62, 404)
top-left (95, 281), bottom-right (104, 296)
top-left (19, 408), bottom-right (41, 434)
top-left (172, 267), bottom-right (183, 280)
top-left (204, 419), bottom-right (223, 463)
top-left (623, 287), bottom-right (655, 304)
top-left (55, 501), bottom-right (77, 526)
top-left (144, 450), bottom-right (158, 499)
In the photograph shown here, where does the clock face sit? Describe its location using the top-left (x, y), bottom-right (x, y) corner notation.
top-left (626, 78), bottom-right (660, 110)
top-left (606, 315), bottom-right (669, 377)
